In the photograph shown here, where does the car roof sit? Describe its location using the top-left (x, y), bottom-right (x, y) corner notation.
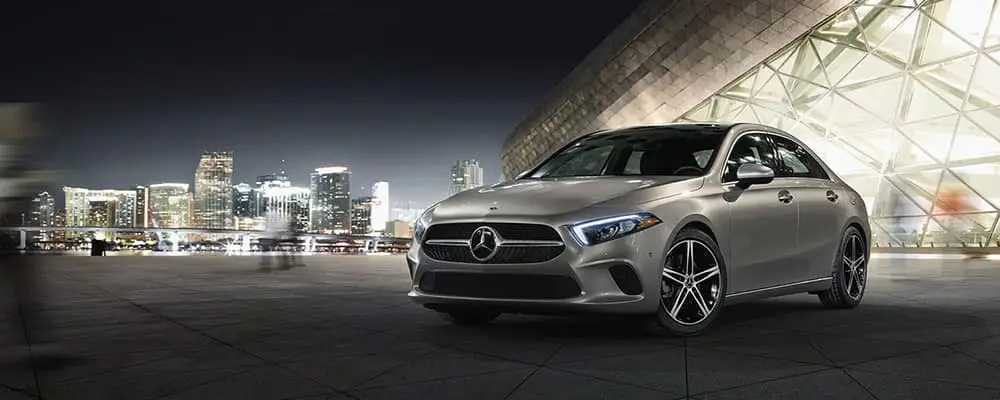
top-left (588, 122), bottom-right (796, 138)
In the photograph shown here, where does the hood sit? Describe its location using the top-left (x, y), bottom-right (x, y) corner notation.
top-left (430, 176), bottom-right (699, 219)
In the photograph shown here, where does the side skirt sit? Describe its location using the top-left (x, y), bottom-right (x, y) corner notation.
top-left (724, 277), bottom-right (832, 305)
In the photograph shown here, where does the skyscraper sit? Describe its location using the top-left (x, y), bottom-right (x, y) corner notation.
top-left (350, 196), bottom-right (373, 235)
top-left (149, 183), bottom-right (191, 228)
top-left (370, 181), bottom-right (389, 235)
top-left (450, 159), bottom-right (484, 196)
top-left (29, 191), bottom-right (55, 228)
top-left (193, 151), bottom-right (234, 229)
top-left (134, 185), bottom-right (149, 229)
top-left (63, 187), bottom-right (137, 228)
top-left (309, 166), bottom-right (351, 234)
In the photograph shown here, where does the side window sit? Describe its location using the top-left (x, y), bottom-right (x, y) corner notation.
top-left (722, 134), bottom-right (776, 182)
top-left (770, 136), bottom-right (829, 180)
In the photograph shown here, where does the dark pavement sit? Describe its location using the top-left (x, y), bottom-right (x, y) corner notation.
top-left (2, 254), bottom-right (999, 400)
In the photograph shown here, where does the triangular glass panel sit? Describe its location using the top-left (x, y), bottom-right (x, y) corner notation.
top-left (985, 3), bottom-right (1000, 49)
top-left (725, 69), bottom-right (759, 100)
top-left (732, 105), bottom-right (760, 123)
top-left (683, 101), bottom-right (712, 121)
top-left (838, 127), bottom-right (896, 168)
top-left (752, 66), bottom-right (787, 99)
top-left (963, 107), bottom-right (1000, 137)
top-left (780, 42), bottom-right (830, 87)
top-left (949, 162), bottom-right (1000, 211)
top-left (824, 137), bottom-right (884, 175)
top-left (916, 12), bottom-right (980, 66)
top-left (872, 176), bottom-right (932, 217)
top-left (812, 38), bottom-right (868, 87)
top-left (748, 104), bottom-right (786, 126)
top-left (712, 97), bottom-right (746, 120)
top-left (785, 121), bottom-right (826, 149)
top-left (838, 76), bottom-right (905, 122)
top-left (920, 217), bottom-right (964, 247)
top-left (814, 9), bottom-right (870, 51)
top-left (765, 45), bottom-right (798, 73)
top-left (837, 53), bottom-right (904, 87)
top-left (932, 212), bottom-right (998, 241)
top-left (871, 216), bottom-right (928, 247)
top-left (896, 114), bottom-right (958, 163)
top-left (827, 93), bottom-right (886, 136)
top-left (865, 6), bottom-right (920, 58)
top-left (919, 0), bottom-right (993, 49)
top-left (966, 52), bottom-right (1000, 110)
top-left (794, 90), bottom-right (834, 127)
top-left (895, 169), bottom-right (944, 205)
top-left (909, 73), bottom-right (965, 112)
top-left (948, 116), bottom-right (1000, 163)
top-left (778, 74), bottom-right (829, 103)
top-left (914, 53), bottom-right (977, 105)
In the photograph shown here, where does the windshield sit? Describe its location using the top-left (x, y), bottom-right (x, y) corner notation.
top-left (528, 125), bottom-right (728, 178)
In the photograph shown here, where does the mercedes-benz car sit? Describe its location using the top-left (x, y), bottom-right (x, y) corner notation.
top-left (407, 123), bottom-right (870, 336)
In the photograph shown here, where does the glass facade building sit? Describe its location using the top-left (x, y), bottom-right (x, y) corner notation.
top-left (193, 151), bottom-right (234, 229)
top-left (678, 1), bottom-right (1000, 248)
top-left (149, 183), bottom-right (191, 229)
top-left (504, 0), bottom-right (1000, 249)
top-left (310, 166), bottom-right (351, 234)
top-left (450, 159), bottom-right (485, 195)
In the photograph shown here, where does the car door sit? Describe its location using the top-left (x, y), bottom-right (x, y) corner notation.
top-left (767, 134), bottom-right (845, 283)
top-left (722, 132), bottom-right (800, 294)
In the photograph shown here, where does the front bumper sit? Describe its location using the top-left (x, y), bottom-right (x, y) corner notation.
top-left (406, 224), bottom-right (670, 315)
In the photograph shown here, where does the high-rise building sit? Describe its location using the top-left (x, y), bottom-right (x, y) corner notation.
top-left (149, 183), bottom-right (191, 229)
top-left (87, 198), bottom-right (117, 227)
top-left (193, 151), bottom-right (234, 229)
top-left (501, 0), bottom-right (1000, 249)
top-left (450, 159), bottom-right (484, 195)
top-left (232, 183), bottom-right (258, 218)
top-left (370, 182), bottom-right (389, 235)
top-left (350, 196), bottom-right (373, 235)
top-left (29, 191), bottom-right (55, 227)
top-left (134, 185), bottom-right (149, 229)
top-left (63, 187), bottom-right (137, 228)
top-left (260, 185), bottom-right (310, 233)
top-left (310, 166), bottom-right (351, 234)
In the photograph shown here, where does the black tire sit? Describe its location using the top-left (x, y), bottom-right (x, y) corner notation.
top-left (643, 228), bottom-right (728, 337)
top-left (437, 307), bottom-right (502, 326)
top-left (818, 226), bottom-right (868, 309)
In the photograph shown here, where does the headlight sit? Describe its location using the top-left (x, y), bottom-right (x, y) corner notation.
top-left (570, 212), bottom-right (662, 246)
top-left (413, 215), bottom-right (429, 242)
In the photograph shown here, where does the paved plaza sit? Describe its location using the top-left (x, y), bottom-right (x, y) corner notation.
top-left (2, 253), bottom-right (1000, 400)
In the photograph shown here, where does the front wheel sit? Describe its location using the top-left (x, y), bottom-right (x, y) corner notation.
top-left (643, 228), bottom-right (727, 337)
top-left (437, 307), bottom-right (501, 326)
top-left (817, 226), bottom-right (868, 309)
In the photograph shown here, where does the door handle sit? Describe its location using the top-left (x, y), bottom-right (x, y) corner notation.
top-left (778, 190), bottom-right (793, 203)
top-left (826, 190), bottom-right (839, 202)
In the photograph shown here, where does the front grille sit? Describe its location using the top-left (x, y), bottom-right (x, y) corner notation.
top-left (424, 223), bottom-right (560, 241)
top-left (422, 222), bottom-right (565, 264)
top-left (423, 245), bottom-right (564, 264)
top-left (418, 272), bottom-right (581, 299)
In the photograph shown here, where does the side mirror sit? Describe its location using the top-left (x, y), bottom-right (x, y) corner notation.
top-left (735, 163), bottom-right (774, 189)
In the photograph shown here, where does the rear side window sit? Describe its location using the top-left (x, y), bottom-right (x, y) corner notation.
top-left (769, 135), bottom-right (829, 180)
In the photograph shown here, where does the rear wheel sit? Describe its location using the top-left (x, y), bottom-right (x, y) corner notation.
top-left (818, 226), bottom-right (867, 309)
top-left (437, 307), bottom-right (501, 326)
top-left (644, 228), bottom-right (727, 337)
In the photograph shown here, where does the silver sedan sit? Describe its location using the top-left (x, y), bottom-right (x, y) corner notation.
top-left (407, 123), bottom-right (870, 336)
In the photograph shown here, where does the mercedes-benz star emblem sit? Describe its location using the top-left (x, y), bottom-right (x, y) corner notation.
top-left (469, 226), bottom-right (500, 262)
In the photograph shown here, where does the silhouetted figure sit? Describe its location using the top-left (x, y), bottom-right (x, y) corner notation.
top-left (89, 239), bottom-right (106, 256)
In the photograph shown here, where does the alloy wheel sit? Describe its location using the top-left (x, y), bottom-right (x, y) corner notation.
top-left (661, 239), bottom-right (722, 325)
top-left (842, 233), bottom-right (866, 300)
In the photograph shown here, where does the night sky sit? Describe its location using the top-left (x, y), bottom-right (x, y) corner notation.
top-left (3, 1), bottom-right (643, 208)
